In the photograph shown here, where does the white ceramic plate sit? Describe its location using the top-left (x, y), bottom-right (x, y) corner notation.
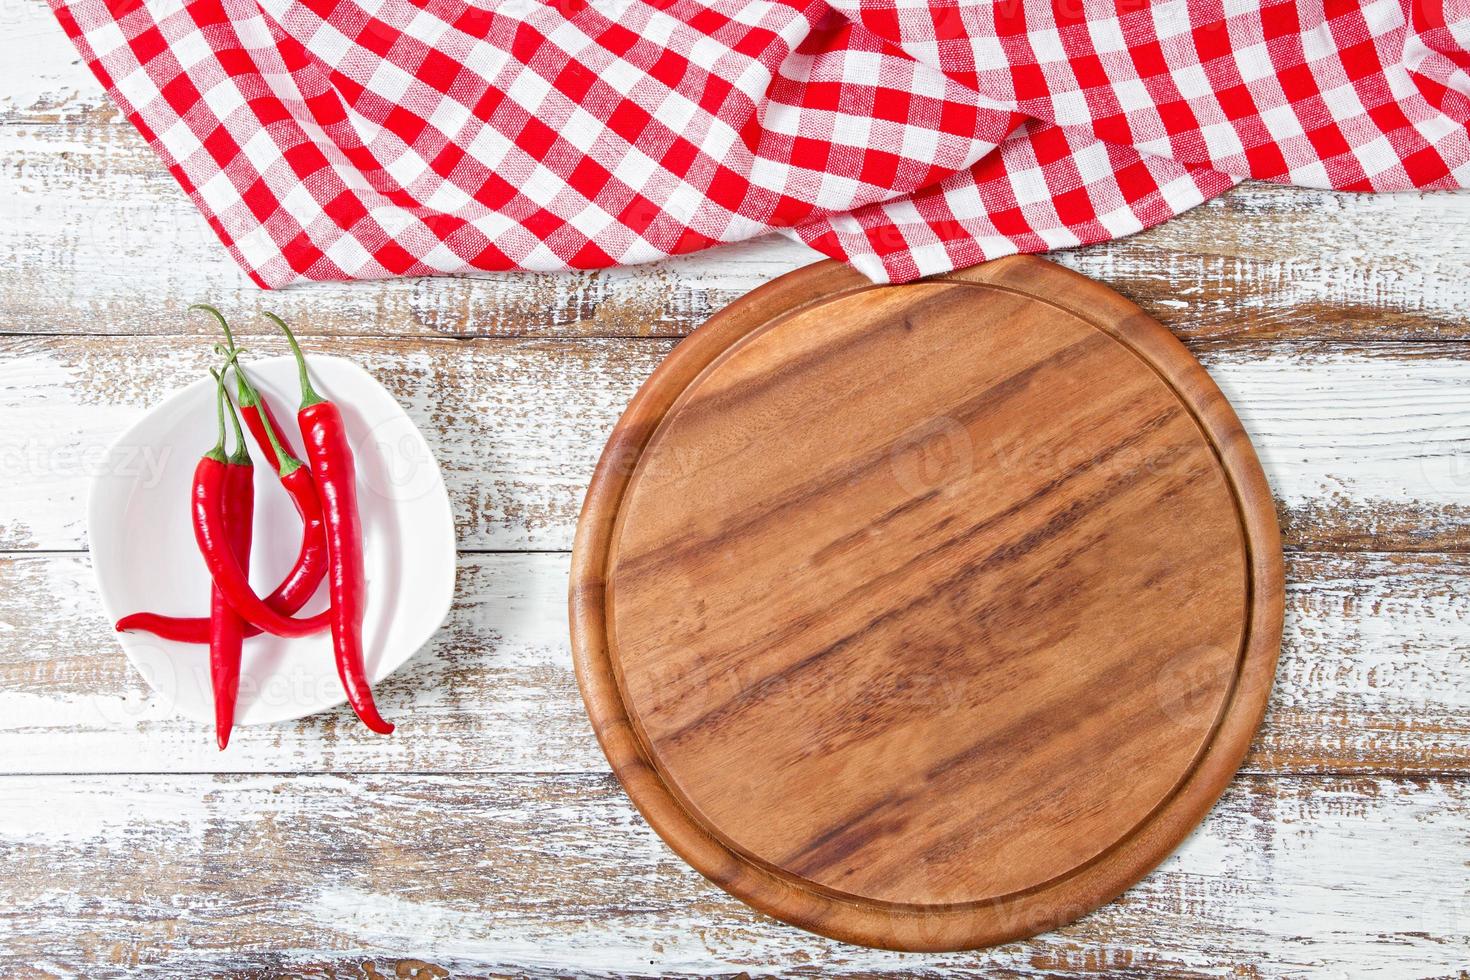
top-left (88, 355), bottom-right (456, 727)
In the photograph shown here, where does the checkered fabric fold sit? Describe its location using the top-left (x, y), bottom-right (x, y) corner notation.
top-left (49, 0), bottom-right (1470, 287)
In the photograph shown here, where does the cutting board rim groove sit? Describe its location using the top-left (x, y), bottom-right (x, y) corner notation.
top-left (569, 255), bottom-right (1285, 951)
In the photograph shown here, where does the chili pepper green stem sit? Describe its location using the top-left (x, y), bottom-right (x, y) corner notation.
top-left (235, 361), bottom-right (303, 478)
top-left (265, 312), bottom-right (324, 408)
top-left (211, 367), bottom-right (253, 466)
top-left (207, 372), bottom-right (228, 463)
top-left (214, 342), bottom-right (256, 405)
top-left (193, 304), bottom-right (254, 409)
top-left (225, 348), bottom-right (260, 406)
top-left (192, 304), bottom-right (236, 351)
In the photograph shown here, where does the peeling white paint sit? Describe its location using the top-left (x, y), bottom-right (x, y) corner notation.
top-left (0, 773), bottom-right (1464, 975)
top-left (3, 3), bottom-right (1469, 972)
top-left (4, 341), bottom-right (1470, 553)
top-left (1, 552), bottom-right (1467, 775)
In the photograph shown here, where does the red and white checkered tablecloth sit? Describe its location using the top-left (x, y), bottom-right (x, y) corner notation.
top-left (48, 0), bottom-right (1470, 287)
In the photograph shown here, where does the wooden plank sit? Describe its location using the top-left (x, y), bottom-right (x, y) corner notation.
top-left (1, 335), bottom-right (1467, 553)
top-left (1, 550), bottom-right (1465, 775)
top-left (6, 1), bottom-right (1470, 343)
top-left (0, 334), bottom-right (668, 552)
top-left (7, 114), bottom-right (1470, 343)
top-left (1, 94), bottom-right (171, 125)
top-left (0, 121), bottom-right (807, 339)
top-left (1258, 552), bottom-right (1470, 774)
top-left (1207, 341), bottom-right (1470, 553)
top-left (0, 552), bottom-right (596, 775)
top-left (0, 0), bottom-right (106, 125)
top-left (0, 771), bottom-right (1464, 975)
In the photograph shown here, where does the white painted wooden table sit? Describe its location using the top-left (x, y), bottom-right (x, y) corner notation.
top-left (4, 4), bottom-right (1470, 976)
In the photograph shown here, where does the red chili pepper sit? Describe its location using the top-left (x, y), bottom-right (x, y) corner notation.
top-left (115, 309), bottom-right (328, 643)
top-left (191, 461), bottom-right (332, 638)
top-left (240, 369), bottom-right (303, 461)
top-left (208, 367), bottom-right (253, 750)
top-left (162, 339), bottom-right (326, 639)
top-left (275, 313), bottom-right (394, 735)
top-left (115, 432), bottom-right (326, 642)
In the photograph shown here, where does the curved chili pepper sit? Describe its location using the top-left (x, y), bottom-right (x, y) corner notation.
top-left (174, 320), bottom-right (330, 637)
top-left (192, 466), bottom-right (332, 638)
top-left (115, 459), bottom-right (325, 642)
top-left (211, 305), bottom-right (329, 615)
top-left (115, 310), bottom-right (328, 642)
top-left (232, 354), bottom-right (329, 614)
top-left (209, 367), bottom-right (253, 751)
top-left (126, 367), bottom-right (329, 637)
top-left (275, 313), bottom-right (394, 734)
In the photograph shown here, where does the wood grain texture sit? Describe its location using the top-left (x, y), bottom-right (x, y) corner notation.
top-left (3, 336), bottom-right (1470, 554)
top-left (0, 772), bottom-right (1465, 977)
top-left (0, 550), bottom-right (1464, 776)
top-left (5, 113), bottom-right (1470, 344)
top-left (4, 123), bottom-right (1470, 344)
top-left (2, 4), bottom-right (1468, 969)
top-left (574, 257), bottom-right (1283, 949)
top-left (4, 0), bottom-right (1470, 346)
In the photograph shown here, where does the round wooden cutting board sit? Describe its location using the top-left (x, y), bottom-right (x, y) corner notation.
top-left (569, 256), bottom-right (1284, 951)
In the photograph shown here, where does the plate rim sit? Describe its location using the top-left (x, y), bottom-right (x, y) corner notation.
top-left (568, 255), bottom-right (1284, 951)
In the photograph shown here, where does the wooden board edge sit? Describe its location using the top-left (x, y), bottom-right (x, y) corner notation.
top-left (569, 256), bottom-right (1286, 951)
